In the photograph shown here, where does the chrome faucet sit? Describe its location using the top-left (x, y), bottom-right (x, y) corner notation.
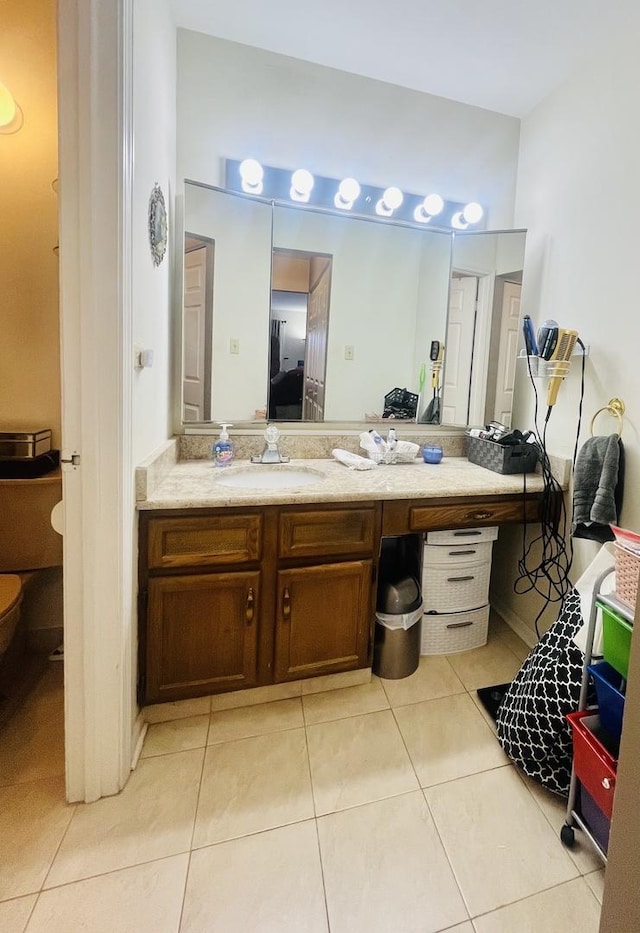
top-left (251, 425), bottom-right (290, 464)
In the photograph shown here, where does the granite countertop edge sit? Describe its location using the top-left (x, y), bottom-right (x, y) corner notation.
top-left (137, 456), bottom-right (555, 511)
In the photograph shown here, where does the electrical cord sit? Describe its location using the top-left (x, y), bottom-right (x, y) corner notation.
top-left (514, 341), bottom-right (587, 636)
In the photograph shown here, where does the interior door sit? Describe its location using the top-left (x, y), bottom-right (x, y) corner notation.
top-left (183, 245), bottom-right (211, 421)
top-left (443, 275), bottom-right (477, 424)
top-left (492, 281), bottom-right (521, 427)
top-left (304, 262), bottom-right (331, 421)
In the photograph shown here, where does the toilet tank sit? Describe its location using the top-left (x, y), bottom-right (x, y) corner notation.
top-left (0, 472), bottom-right (63, 572)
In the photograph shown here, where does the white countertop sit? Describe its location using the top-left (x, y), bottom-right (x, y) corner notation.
top-left (137, 457), bottom-right (548, 510)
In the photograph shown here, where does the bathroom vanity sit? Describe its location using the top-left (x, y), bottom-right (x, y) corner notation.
top-left (137, 455), bottom-right (548, 704)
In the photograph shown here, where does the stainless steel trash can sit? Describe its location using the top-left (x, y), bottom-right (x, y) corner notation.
top-left (372, 576), bottom-right (422, 679)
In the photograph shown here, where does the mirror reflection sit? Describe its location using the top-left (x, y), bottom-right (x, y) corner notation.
top-left (180, 181), bottom-right (525, 430)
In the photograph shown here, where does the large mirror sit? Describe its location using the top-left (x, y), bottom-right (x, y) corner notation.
top-left (180, 180), bottom-right (525, 429)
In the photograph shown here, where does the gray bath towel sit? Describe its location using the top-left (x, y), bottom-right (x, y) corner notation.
top-left (572, 434), bottom-right (624, 543)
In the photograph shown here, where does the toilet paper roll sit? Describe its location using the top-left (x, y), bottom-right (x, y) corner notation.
top-left (50, 500), bottom-right (64, 536)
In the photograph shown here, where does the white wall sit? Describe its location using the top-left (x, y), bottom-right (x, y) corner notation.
top-left (176, 32), bottom-right (520, 228)
top-left (491, 29), bottom-right (640, 638)
top-left (132, 0), bottom-right (177, 463)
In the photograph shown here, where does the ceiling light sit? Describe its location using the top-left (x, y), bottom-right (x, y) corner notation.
top-left (451, 211), bottom-right (468, 230)
top-left (376, 186), bottom-right (403, 217)
top-left (334, 177), bottom-right (361, 210)
top-left (290, 168), bottom-right (314, 202)
top-left (0, 81), bottom-right (23, 135)
top-left (413, 193), bottom-right (444, 224)
top-left (239, 158), bottom-right (264, 194)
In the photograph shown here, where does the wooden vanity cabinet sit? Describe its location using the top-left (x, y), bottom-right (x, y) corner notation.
top-left (138, 503), bottom-right (380, 704)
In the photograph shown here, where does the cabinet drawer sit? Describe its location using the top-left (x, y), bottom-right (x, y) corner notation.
top-left (278, 507), bottom-right (376, 559)
top-left (423, 540), bottom-right (493, 568)
top-left (410, 497), bottom-right (538, 532)
top-left (567, 711), bottom-right (617, 819)
top-left (147, 514), bottom-right (262, 569)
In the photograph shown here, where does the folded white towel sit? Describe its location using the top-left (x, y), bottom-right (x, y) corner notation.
top-left (572, 542), bottom-right (616, 656)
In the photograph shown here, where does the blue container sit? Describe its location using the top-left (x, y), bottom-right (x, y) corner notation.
top-left (422, 445), bottom-right (443, 464)
top-left (588, 661), bottom-right (626, 742)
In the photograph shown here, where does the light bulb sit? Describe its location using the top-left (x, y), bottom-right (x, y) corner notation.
top-left (334, 177), bottom-right (361, 210)
top-left (0, 82), bottom-right (16, 126)
top-left (376, 186), bottom-right (403, 216)
top-left (462, 202), bottom-right (483, 224)
top-left (290, 168), bottom-right (314, 202)
top-left (413, 193), bottom-right (444, 223)
top-left (451, 210), bottom-right (468, 230)
top-left (239, 158), bottom-right (264, 194)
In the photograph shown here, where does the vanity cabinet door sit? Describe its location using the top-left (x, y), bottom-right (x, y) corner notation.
top-left (145, 570), bottom-right (260, 703)
top-left (274, 561), bottom-right (372, 682)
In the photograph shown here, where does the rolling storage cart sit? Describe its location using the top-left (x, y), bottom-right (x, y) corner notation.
top-left (561, 569), bottom-right (635, 862)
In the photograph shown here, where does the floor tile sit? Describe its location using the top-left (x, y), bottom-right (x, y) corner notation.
top-left (394, 692), bottom-right (508, 787)
top-left (300, 668), bottom-right (371, 695)
top-left (0, 777), bottom-right (73, 901)
top-left (472, 877), bottom-right (601, 932)
top-left (584, 868), bottom-right (605, 904)
top-left (469, 689), bottom-right (499, 735)
top-left (144, 696), bottom-right (210, 724)
top-left (26, 855), bottom-right (188, 933)
top-left (302, 676), bottom-right (388, 725)
top-left (445, 639), bottom-right (522, 691)
top-left (495, 629), bottom-right (530, 663)
top-left (181, 821), bottom-right (327, 933)
top-left (488, 610), bottom-right (511, 637)
top-left (516, 772), bottom-right (604, 875)
top-left (379, 655), bottom-right (465, 708)
top-left (306, 709), bottom-right (418, 815)
top-left (141, 714), bottom-right (209, 758)
top-left (0, 666), bottom-right (65, 787)
top-left (425, 766), bottom-right (578, 917)
top-left (45, 749), bottom-right (203, 888)
top-left (318, 791), bottom-right (468, 933)
top-left (193, 729), bottom-right (313, 847)
top-left (209, 681), bottom-right (301, 712)
top-left (0, 895), bottom-right (37, 933)
top-left (208, 697), bottom-right (303, 744)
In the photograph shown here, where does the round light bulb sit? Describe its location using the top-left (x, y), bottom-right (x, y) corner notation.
top-left (239, 158), bottom-right (264, 187)
top-left (462, 202), bottom-right (483, 224)
top-left (451, 211), bottom-right (468, 230)
top-left (423, 193), bottom-right (444, 216)
top-left (338, 177), bottom-right (360, 203)
top-left (0, 82), bottom-right (16, 127)
top-left (291, 168), bottom-right (314, 195)
top-left (382, 186), bottom-right (403, 210)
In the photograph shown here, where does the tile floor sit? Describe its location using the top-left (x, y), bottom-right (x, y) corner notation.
top-left (0, 615), bottom-right (605, 932)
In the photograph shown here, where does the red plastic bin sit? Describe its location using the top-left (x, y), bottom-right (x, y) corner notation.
top-left (567, 711), bottom-right (617, 819)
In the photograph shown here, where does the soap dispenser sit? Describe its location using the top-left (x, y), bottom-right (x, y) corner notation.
top-left (212, 423), bottom-right (234, 467)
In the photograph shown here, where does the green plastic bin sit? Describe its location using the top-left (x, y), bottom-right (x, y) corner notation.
top-left (601, 604), bottom-right (633, 680)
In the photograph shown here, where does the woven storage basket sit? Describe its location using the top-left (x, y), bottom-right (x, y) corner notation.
top-left (614, 544), bottom-right (639, 612)
top-left (420, 605), bottom-right (489, 655)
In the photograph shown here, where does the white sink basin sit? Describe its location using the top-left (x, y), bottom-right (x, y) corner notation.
top-left (214, 465), bottom-right (325, 490)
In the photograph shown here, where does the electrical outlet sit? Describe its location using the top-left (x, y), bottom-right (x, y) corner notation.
top-left (344, 345), bottom-right (354, 361)
top-left (230, 338), bottom-right (240, 355)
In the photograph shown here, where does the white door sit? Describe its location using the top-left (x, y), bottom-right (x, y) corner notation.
top-left (304, 263), bottom-right (331, 421)
top-left (183, 246), bottom-right (209, 421)
top-left (443, 276), bottom-right (477, 425)
top-left (493, 282), bottom-right (521, 426)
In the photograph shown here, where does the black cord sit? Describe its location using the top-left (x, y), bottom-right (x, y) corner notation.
top-left (514, 342), bottom-right (587, 636)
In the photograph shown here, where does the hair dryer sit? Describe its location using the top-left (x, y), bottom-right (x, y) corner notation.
top-left (546, 329), bottom-right (578, 405)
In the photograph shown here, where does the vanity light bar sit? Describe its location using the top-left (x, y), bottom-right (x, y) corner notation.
top-left (225, 159), bottom-right (485, 231)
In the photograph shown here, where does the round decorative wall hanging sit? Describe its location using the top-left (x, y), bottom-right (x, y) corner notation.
top-left (148, 183), bottom-right (167, 266)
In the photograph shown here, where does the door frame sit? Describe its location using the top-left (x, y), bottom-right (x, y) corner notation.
top-left (58, 0), bottom-right (137, 801)
top-left (446, 267), bottom-right (494, 426)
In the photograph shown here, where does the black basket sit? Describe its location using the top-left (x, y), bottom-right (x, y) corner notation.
top-left (466, 435), bottom-right (538, 475)
top-left (383, 387), bottom-right (419, 420)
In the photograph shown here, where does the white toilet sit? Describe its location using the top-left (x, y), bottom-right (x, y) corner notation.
top-left (0, 474), bottom-right (63, 670)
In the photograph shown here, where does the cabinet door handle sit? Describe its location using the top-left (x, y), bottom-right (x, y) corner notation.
top-left (245, 587), bottom-right (255, 625)
top-left (447, 575), bottom-right (475, 583)
top-left (283, 586), bottom-right (291, 621)
top-left (466, 510), bottom-right (493, 521)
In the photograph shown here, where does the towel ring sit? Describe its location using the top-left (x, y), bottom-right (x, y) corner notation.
top-left (590, 397), bottom-right (625, 437)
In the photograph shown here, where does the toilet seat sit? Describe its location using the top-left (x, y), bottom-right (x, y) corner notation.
top-left (0, 575), bottom-right (22, 620)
